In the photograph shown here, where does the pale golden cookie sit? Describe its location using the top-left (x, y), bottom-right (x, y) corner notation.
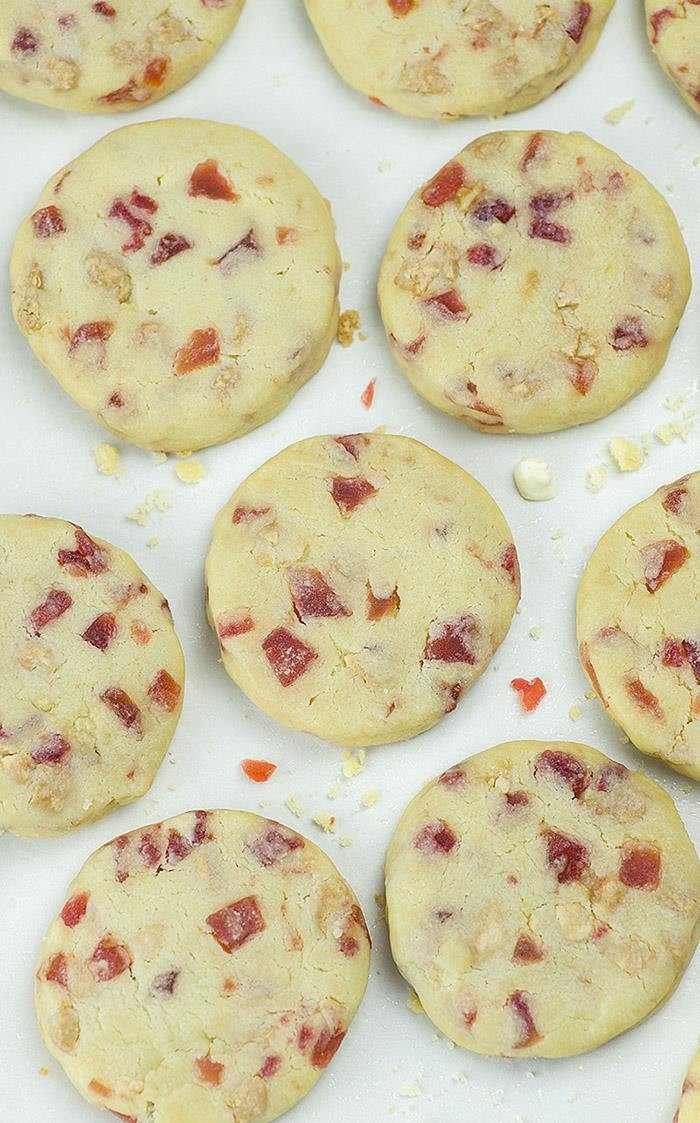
top-left (35, 809), bottom-right (370, 1123)
top-left (577, 473), bottom-right (700, 781)
top-left (205, 433), bottom-right (520, 747)
top-left (385, 741), bottom-right (700, 1057)
top-left (646, 0), bottom-right (700, 116)
top-left (677, 1045), bottom-right (700, 1123)
top-left (0, 514), bottom-right (184, 837)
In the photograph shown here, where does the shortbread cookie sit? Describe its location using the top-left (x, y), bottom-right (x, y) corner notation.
top-left (577, 474), bottom-right (700, 781)
top-left (378, 130), bottom-right (690, 435)
top-left (35, 809), bottom-right (370, 1123)
top-left (677, 1046), bottom-right (700, 1123)
top-left (304, 0), bottom-right (615, 119)
top-left (0, 1), bottom-right (244, 113)
top-left (205, 433), bottom-right (520, 747)
top-left (11, 119), bottom-right (341, 452)
top-left (0, 514), bottom-right (184, 837)
top-left (385, 740), bottom-right (700, 1057)
top-left (646, 0), bottom-right (700, 115)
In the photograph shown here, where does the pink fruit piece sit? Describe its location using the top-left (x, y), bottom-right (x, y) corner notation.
top-left (641, 540), bottom-right (689, 592)
top-left (165, 830), bottom-right (192, 865)
top-left (467, 243), bottom-right (502, 270)
top-left (472, 197), bottom-right (515, 224)
top-left (543, 830), bottom-right (590, 883)
top-left (206, 896), bottom-right (265, 952)
top-left (423, 289), bottom-right (470, 319)
top-left (529, 218), bottom-right (571, 244)
top-left (213, 229), bottom-right (261, 273)
top-left (506, 790), bottom-right (529, 808)
top-left (195, 1056), bottom-right (224, 1086)
top-left (619, 841), bottom-right (661, 890)
top-left (661, 637), bottom-right (686, 667)
top-left (569, 358), bottom-right (598, 395)
top-left (151, 970), bottom-right (179, 997)
top-left (262, 627), bottom-right (317, 687)
top-left (138, 831), bottom-right (162, 868)
top-left (44, 952), bottom-right (68, 988)
top-left (173, 327), bottom-right (220, 376)
top-left (259, 1054), bottom-right (281, 1079)
top-left (683, 640), bottom-right (700, 683)
top-left (188, 160), bottom-right (238, 201)
top-left (530, 191), bottom-right (572, 214)
top-left (367, 584), bottom-right (400, 621)
top-left (534, 749), bottom-right (590, 798)
top-left (650, 7), bottom-right (674, 42)
top-left (512, 935), bottom-right (544, 964)
top-left (93, 1), bottom-right (116, 15)
top-left (565, 2), bottom-right (592, 42)
top-left (508, 991), bottom-right (541, 1048)
top-left (61, 892), bottom-right (89, 928)
top-left (150, 234), bottom-right (192, 265)
top-left (218, 612), bottom-right (254, 640)
top-left (148, 669), bottom-right (181, 712)
top-left (68, 322), bottom-right (114, 352)
top-left (595, 762), bottom-right (627, 792)
top-left (100, 687), bottom-right (142, 734)
top-left (425, 615), bottom-right (479, 664)
top-left (610, 316), bottom-right (648, 351)
top-left (626, 676), bottom-right (663, 719)
top-left (108, 195), bottom-right (155, 253)
top-left (90, 937), bottom-right (131, 982)
top-left (58, 527), bottom-right (107, 576)
top-left (247, 822), bottom-right (304, 867)
top-left (662, 485), bottom-right (690, 517)
top-left (329, 476), bottom-right (378, 515)
top-left (30, 589), bottom-right (72, 634)
top-left (32, 734), bottom-right (71, 765)
top-left (335, 435), bottom-right (368, 461)
top-left (420, 163), bottom-right (465, 207)
top-left (232, 505), bottom-right (271, 525)
top-left (414, 820), bottom-right (458, 855)
top-left (12, 27), bottom-right (39, 52)
top-left (500, 543), bottom-right (520, 586)
top-left (31, 205), bottom-right (65, 238)
top-left (311, 1026), bottom-right (346, 1068)
top-left (388, 0), bottom-right (415, 13)
top-left (82, 612), bottom-right (116, 651)
top-left (288, 567), bottom-right (351, 622)
top-left (521, 133), bottom-right (545, 172)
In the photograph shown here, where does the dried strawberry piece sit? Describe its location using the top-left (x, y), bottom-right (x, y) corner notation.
top-left (595, 762), bottom-right (627, 791)
top-left (472, 197), bottom-right (515, 224)
top-left (506, 790), bottom-right (529, 808)
top-left (188, 160), bottom-right (238, 201)
top-left (423, 289), bottom-right (470, 319)
top-left (425, 615), bottom-right (479, 664)
top-left (108, 391), bottom-right (124, 408)
top-left (213, 229), bottom-right (261, 273)
top-left (173, 327), bottom-right (220, 376)
top-left (90, 937), bottom-right (131, 982)
top-left (467, 243), bottom-right (502, 270)
top-left (30, 589), bottom-right (72, 634)
top-left (93, 1), bottom-right (116, 15)
top-left (650, 7), bottom-right (674, 42)
top-left (521, 133), bottom-right (545, 172)
top-left (150, 234), bottom-right (192, 265)
top-left (144, 57), bottom-right (169, 87)
top-left (641, 540), bottom-right (689, 592)
top-left (565, 2), bottom-right (591, 41)
top-left (192, 810), bottom-right (212, 846)
top-left (329, 475), bottom-right (378, 515)
top-left (100, 688), bottom-right (142, 735)
top-left (579, 640), bottom-right (605, 703)
top-left (361, 378), bottom-right (376, 408)
top-left (217, 612), bottom-right (254, 640)
top-left (420, 163), bottom-right (466, 207)
top-left (259, 1055), bottom-right (281, 1079)
top-left (44, 952), bottom-right (68, 988)
top-left (31, 205), bottom-right (65, 238)
top-left (195, 1055), bottom-right (224, 1086)
top-left (338, 932), bottom-right (359, 957)
top-left (500, 543), bottom-right (520, 586)
top-left (661, 637), bottom-right (685, 667)
top-left (662, 486), bottom-right (690, 517)
top-left (312, 1026), bottom-right (346, 1068)
top-left (367, 583), bottom-right (400, 621)
top-left (276, 226), bottom-right (298, 245)
top-left (108, 197), bottom-right (154, 253)
top-left (151, 970), bottom-right (179, 997)
top-left (12, 27), bottom-right (39, 52)
top-left (58, 527), bottom-right (107, 575)
top-left (61, 892), bottom-right (89, 928)
top-left (529, 218), bottom-right (571, 244)
top-left (262, 627), bottom-right (317, 686)
top-left (684, 640), bottom-right (700, 683)
top-left (165, 829), bottom-right (192, 865)
top-left (544, 830), bottom-right (589, 883)
top-left (248, 822), bottom-right (304, 867)
top-left (512, 935), bottom-right (544, 964)
top-left (138, 831), bottom-right (162, 868)
top-left (511, 677), bottom-right (546, 712)
top-left (569, 358), bottom-right (598, 395)
top-left (232, 505), bottom-right (271, 525)
top-left (440, 682), bottom-right (464, 713)
top-left (148, 669), bottom-right (181, 712)
top-left (508, 991), bottom-right (541, 1048)
top-left (241, 758), bottom-right (276, 783)
top-left (129, 190), bottom-right (157, 214)
top-left (408, 230), bottom-right (426, 250)
top-left (619, 841), bottom-right (661, 890)
top-left (610, 316), bottom-right (648, 351)
top-left (625, 677), bottom-right (663, 719)
top-left (68, 322), bottom-right (114, 353)
top-left (288, 567), bottom-right (350, 622)
top-left (414, 820), bottom-right (458, 855)
top-left (535, 749), bottom-right (590, 797)
top-left (530, 191), bottom-right (572, 214)
top-left (206, 896), bottom-right (265, 953)
top-left (298, 1024), bottom-right (313, 1051)
top-left (32, 734), bottom-right (71, 765)
top-left (82, 612), bottom-right (116, 651)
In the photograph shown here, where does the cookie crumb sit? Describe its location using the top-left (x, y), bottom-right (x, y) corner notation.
top-left (94, 443), bottom-right (120, 477)
top-left (337, 309), bottom-right (360, 347)
top-left (341, 749), bottom-right (366, 778)
top-left (174, 459), bottom-right (205, 485)
top-left (655, 419), bottom-right (694, 445)
top-left (327, 784), bottom-right (339, 800)
top-left (604, 99), bottom-right (634, 124)
top-left (400, 1082), bottom-right (422, 1098)
top-left (529, 626), bottom-right (541, 640)
top-left (569, 705), bottom-right (582, 722)
top-left (38, 1068), bottom-right (49, 1076)
top-left (609, 436), bottom-right (644, 472)
top-left (152, 451), bottom-right (168, 465)
top-left (586, 464), bottom-right (607, 492)
top-left (284, 795), bottom-right (305, 819)
top-left (146, 536), bottom-right (159, 548)
top-left (312, 811), bottom-right (336, 833)
top-left (338, 835), bottom-right (352, 847)
top-left (361, 790), bottom-right (379, 807)
top-left (127, 490), bottom-right (172, 526)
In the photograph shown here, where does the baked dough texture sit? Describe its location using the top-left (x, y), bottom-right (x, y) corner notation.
top-left (577, 473), bottom-right (700, 781)
top-left (35, 809), bottom-right (370, 1123)
top-left (304, 0), bottom-right (615, 119)
top-left (0, 0), bottom-right (244, 113)
top-left (205, 433), bottom-right (520, 747)
top-left (10, 119), bottom-right (341, 452)
top-left (677, 1046), bottom-right (700, 1123)
top-left (385, 740), bottom-right (700, 1057)
top-left (645, 0), bottom-right (700, 115)
top-left (378, 129), bottom-right (690, 435)
top-left (0, 514), bottom-right (184, 837)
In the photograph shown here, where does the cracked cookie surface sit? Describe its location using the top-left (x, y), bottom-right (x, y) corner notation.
top-left (205, 433), bottom-right (520, 747)
top-left (385, 740), bottom-right (700, 1057)
top-left (378, 129), bottom-right (690, 435)
top-left (10, 119), bottom-right (341, 452)
top-left (645, 0), bottom-right (700, 116)
top-left (35, 809), bottom-right (370, 1123)
top-left (0, 514), bottom-right (184, 837)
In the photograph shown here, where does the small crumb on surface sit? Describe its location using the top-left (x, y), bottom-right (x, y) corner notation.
top-left (337, 309), bottom-right (360, 347)
top-left (146, 536), bottom-right (159, 548)
top-left (400, 1082), bottom-right (421, 1098)
top-left (152, 451), bottom-right (168, 465)
top-left (378, 159), bottom-right (393, 172)
top-left (338, 835), bottom-right (352, 847)
top-left (327, 784), bottom-right (339, 800)
top-left (361, 377), bottom-right (376, 408)
top-left (604, 99), bottom-right (634, 124)
top-left (361, 790), bottom-right (379, 807)
top-left (341, 749), bottom-right (366, 778)
top-left (174, 459), bottom-right (205, 485)
top-left (127, 490), bottom-right (171, 526)
top-left (312, 811), bottom-right (336, 833)
top-left (284, 795), bottom-right (305, 819)
top-left (586, 464), bottom-right (607, 492)
top-left (569, 705), bottom-right (582, 722)
top-left (529, 626), bottom-right (541, 640)
top-left (39, 1068), bottom-right (49, 1076)
top-left (94, 443), bottom-right (121, 476)
top-left (655, 418), bottom-right (694, 444)
top-left (551, 528), bottom-right (565, 541)
top-left (609, 436), bottom-right (644, 472)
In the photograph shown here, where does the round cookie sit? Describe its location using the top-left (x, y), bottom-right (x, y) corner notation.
top-left (205, 433), bottom-right (520, 748)
top-left (10, 119), bottom-right (341, 453)
top-left (646, 0), bottom-right (700, 116)
top-left (577, 473), bottom-right (700, 781)
top-left (677, 1046), bottom-right (700, 1123)
top-left (0, 1), bottom-right (244, 113)
top-left (378, 129), bottom-right (690, 435)
top-left (304, 0), bottom-right (615, 120)
top-left (0, 514), bottom-right (184, 837)
top-left (35, 809), bottom-right (370, 1123)
top-left (385, 740), bottom-right (700, 1058)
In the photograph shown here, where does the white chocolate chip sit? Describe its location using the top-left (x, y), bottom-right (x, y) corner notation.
top-left (513, 457), bottom-right (557, 501)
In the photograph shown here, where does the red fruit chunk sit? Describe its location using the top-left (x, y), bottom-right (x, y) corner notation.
top-left (467, 243), bottom-right (502, 270)
top-left (311, 1026), bottom-right (346, 1068)
top-left (500, 543), bottom-right (520, 586)
top-left (173, 327), bottom-right (220, 376)
top-left (335, 435), bottom-right (367, 460)
top-left (414, 820), bottom-right (458, 855)
top-left (262, 627), bottom-right (317, 687)
top-left (367, 583), bottom-right (400, 621)
top-left (93, 1), bottom-right (116, 15)
top-left (529, 218), bottom-right (571, 244)
top-left (420, 163), bottom-right (466, 207)
top-left (58, 527), bottom-right (107, 576)
top-left (206, 896), bottom-right (265, 953)
top-left (544, 830), bottom-right (590, 883)
top-left (361, 378), bottom-right (376, 408)
top-left (288, 567), bottom-right (350, 622)
top-left (610, 316), bottom-right (648, 351)
top-left (108, 197), bottom-right (153, 253)
top-left (188, 160), bottom-right (238, 201)
top-left (138, 831), bottom-right (162, 868)
top-left (511, 677), bottom-right (547, 712)
top-left (298, 1024), bottom-right (313, 1050)
top-left (259, 1055), bottom-right (281, 1079)
top-left (662, 486), bottom-right (689, 517)
top-left (650, 7), bottom-right (674, 42)
top-left (110, 1114), bottom-right (137, 1123)
top-left (69, 321), bottom-right (114, 352)
top-left (684, 640), bottom-right (700, 683)
top-left (579, 640), bottom-right (605, 703)
top-left (128, 190), bottom-right (157, 214)
top-left (44, 952), bottom-right (68, 988)
top-left (232, 505), bottom-right (271, 525)
top-left (569, 358), bottom-right (598, 395)
top-left (329, 475), bottom-right (378, 515)
top-left (100, 688), bottom-right (142, 734)
top-left (241, 758), bottom-right (277, 783)
top-left (217, 612), bottom-right (254, 640)
top-left (32, 734), bottom-right (71, 765)
top-left (213, 229), bottom-right (261, 273)
top-left (82, 612), bottom-right (116, 651)
top-left (565, 1), bottom-right (592, 42)
top-left (339, 933), bottom-right (359, 957)
top-left (530, 191), bottom-right (572, 214)
top-left (512, 935), bottom-right (543, 964)
top-left (144, 57), bottom-right (169, 87)
top-left (61, 892), bottom-right (89, 928)
top-left (596, 762), bottom-right (627, 791)
top-left (195, 1056), bottom-right (224, 1086)
top-left (166, 829), bottom-right (192, 865)
top-left (506, 790), bottom-right (529, 808)
top-left (423, 288), bottom-right (469, 319)
top-left (151, 970), bottom-right (179, 997)
top-left (248, 823), bottom-right (304, 867)
top-left (388, 0), bottom-right (415, 13)
top-left (440, 682), bottom-right (464, 713)
top-left (472, 197), bottom-right (515, 224)
top-left (626, 677), bottom-right (663, 719)
top-left (661, 637), bottom-right (686, 667)
top-left (508, 991), bottom-right (541, 1048)
top-left (425, 614), bottom-right (479, 664)
top-left (192, 810), bottom-right (212, 847)
top-left (619, 841), bottom-right (661, 890)
top-left (276, 226), bottom-right (297, 245)
top-left (535, 749), bottom-right (590, 797)
top-left (150, 234), bottom-right (192, 265)
top-left (148, 669), bottom-right (181, 712)
top-left (31, 205), bottom-right (65, 238)
top-left (521, 133), bottom-right (545, 172)
top-left (641, 540), bottom-right (689, 592)
top-left (12, 27), bottom-right (39, 52)
top-left (90, 937), bottom-right (131, 982)
top-left (30, 589), bottom-right (72, 634)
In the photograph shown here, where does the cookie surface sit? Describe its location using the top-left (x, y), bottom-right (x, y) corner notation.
top-left (385, 740), bottom-right (700, 1057)
top-left (11, 119), bottom-right (340, 452)
top-left (0, 514), bottom-right (184, 837)
top-left (577, 473), bottom-right (700, 781)
top-left (35, 809), bottom-right (370, 1123)
top-left (378, 130), bottom-right (690, 435)
top-left (0, 1), bottom-right (244, 113)
top-left (205, 433), bottom-right (520, 747)
top-left (646, 0), bottom-right (700, 115)
top-left (304, 0), bottom-right (615, 119)
top-left (677, 1046), bottom-right (700, 1123)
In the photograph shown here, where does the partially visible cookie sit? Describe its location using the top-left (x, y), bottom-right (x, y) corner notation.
top-left (0, 0), bottom-right (244, 113)
top-left (577, 473), bottom-right (700, 781)
top-left (385, 740), bottom-right (700, 1057)
top-left (677, 1046), bottom-right (700, 1123)
top-left (378, 130), bottom-right (690, 435)
top-left (0, 514), bottom-right (184, 836)
top-left (304, 0), bottom-right (615, 119)
top-left (11, 119), bottom-right (341, 452)
top-left (35, 809), bottom-right (370, 1122)
top-left (646, 0), bottom-right (700, 115)
top-left (205, 433), bottom-right (520, 747)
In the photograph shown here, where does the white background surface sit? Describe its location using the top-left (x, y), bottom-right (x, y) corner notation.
top-left (0, 1), bottom-right (698, 1121)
